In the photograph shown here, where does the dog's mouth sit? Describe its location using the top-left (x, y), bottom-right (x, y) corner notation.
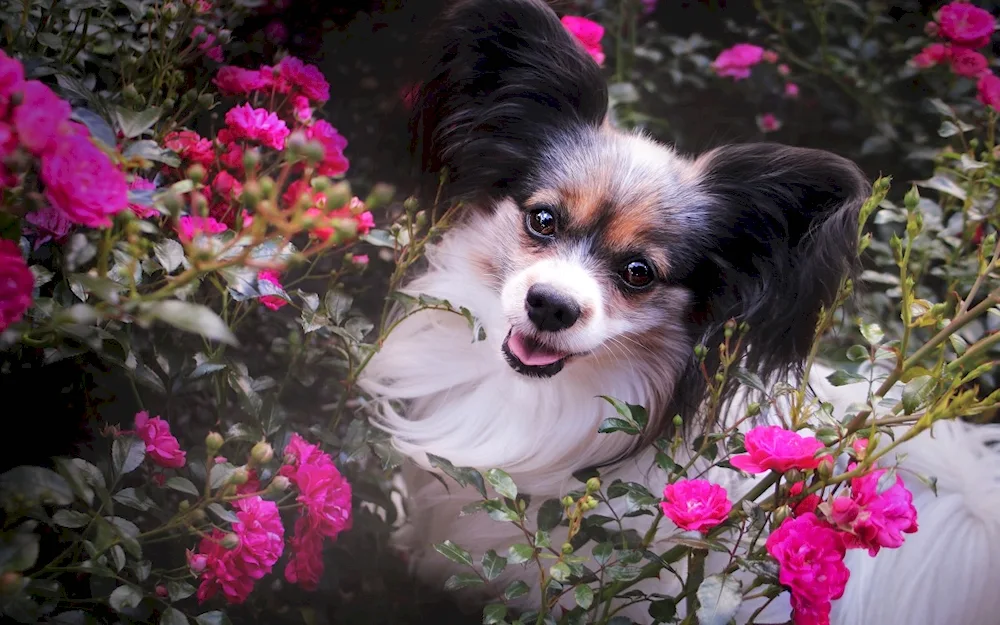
top-left (502, 329), bottom-right (572, 378)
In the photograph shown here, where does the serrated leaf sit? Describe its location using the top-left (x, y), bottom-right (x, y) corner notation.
top-left (549, 561), bottom-right (571, 582)
top-left (484, 469), bottom-right (518, 500)
top-left (145, 301), bottom-right (238, 346)
top-left (598, 396), bottom-right (648, 431)
top-left (574, 584), bottom-right (594, 609)
top-left (160, 607), bottom-right (189, 625)
top-left (508, 544), bottom-right (535, 564)
top-left (52, 510), bottom-right (91, 528)
top-left (109, 585), bottom-right (142, 612)
top-left (606, 565), bottom-right (642, 581)
top-left (876, 467), bottom-right (899, 495)
top-left (443, 572), bottom-right (483, 591)
top-left (324, 290), bottom-right (353, 325)
top-left (482, 549), bottom-right (507, 581)
top-left (730, 368), bottom-right (766, 393)
top-left (434, 540), bottom-right (474, 567)
top-left (695, 574), bottom-right (742, 625)
top-left (112, 436), bottom-right (146, 479)
top-left (166, 477), bottom-right (200, 496)
top-left (113, 488), bottom-right (155, 512)
top-left (902, 375), bottom-right (934, 415)
top-left (860, 323), bottom-right (885, 346)
top-left (115, 106), bottom-right (162, 139)
top-left (483, 604), bottom-right (507, 625)
top-left (504, 580), bottom-right (529, 601)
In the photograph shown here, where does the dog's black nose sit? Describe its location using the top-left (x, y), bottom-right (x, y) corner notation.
top-left (525, 284), bottom-right (581, 332)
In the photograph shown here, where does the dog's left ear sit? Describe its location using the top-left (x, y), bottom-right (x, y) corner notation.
top-left (683, 142), bottom-right (870, 378)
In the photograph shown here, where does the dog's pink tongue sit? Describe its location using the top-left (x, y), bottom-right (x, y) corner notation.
top-left (508, 332), bottom-right (565, 366)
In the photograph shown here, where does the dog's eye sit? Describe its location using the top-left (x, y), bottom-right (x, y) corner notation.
top-left (621, 260), bottom-right (654, 289)
top-left (526, 208), bottom-right (556, 238)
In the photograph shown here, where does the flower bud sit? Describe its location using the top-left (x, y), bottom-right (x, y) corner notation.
top-left (817, 456), bottom-right (835, 481)
top-left (303, 140), bottom-right (326, 165)
top-left (365, 183), bottom-right (395, 210)
top-left (216, 29), bottom-right (232, 45)
top-left (326, 181), bottom-right (351, 209)
top-left (414, 210), bottom-right (428, 230)
top-left (772, 505), bottom-right (792, 528)
top-left (193, 28), bottom-right (210, 43)
top-left (672, 414), bottom-right (683, 429)
top-left (243, 149), bottom-right (261, 173)
top-left (746, 402), bottom-right (761, 417)
top-left (693, 344), bottom-right (707, 360)
top-left (561, 495), bottom-right (574, 508)
top-left (402, 196), bottom-right (420, 215)
top-left (584, 495), bottom-right (598, 510)
top-left (228, 467), bottom-right (250, 486)
top-left (187, 164), bottom-right (206, 185)
top-left (221, 532), bottom-right (241, 549)
top-left (269, 475), bottom-right (291, 492)
top-left (585, 477), bottom-right (601, 493)
top-left (186, 550), bottom-right (207, 573)
top-left (784, 469), bottom-right (805, 485)
top-left (286, 130), bottom-right (309, 155)
top-left (163, 2), bottom-right (179, 20)
top-left (155, 585), bottom-right (168, 598)
top-left (561, 542), bottom-right (574, 555)
top-left (258, 175), bottom-right (275, 198)
top-left (197, 93), bottom-right (215, 110)
top-left (178, 500), bottom-right (191, 511)
top-left (250, 441), bottom-right (274, 465)
top-left (122, 84), bottom-right (143, 107)
top-left (180, 88), bottom-right (198, 105)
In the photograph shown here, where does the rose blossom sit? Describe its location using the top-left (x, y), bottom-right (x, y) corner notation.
top-left (766, 513), bottom-right (850, 625)
top-left (0, 49), bottom-right (26, 111)
top-left (784, 82), bottom-right (800, 98)
top-left (561, 16), bottom-right (606, 66)
top-left (164, 130), bottom-right (215, 166)
top-left (788, 482), bottom-right (821, 517)
top-left (274, 56), bottom-right (330, 103)
top-left (911, 42), bottom-right (952, 69)
top-left (214, 66), bottom-right (271, 96)
top-left (777, 63), bottom-right (791, 76)
top-left (0, 240), bottom-right (33, 333)
top-left (712, 43), bottom-right (765, 80)
top-left (840, 467), bottom-right (918, 556)
top-left (304, 120), bottom-right (349, 177)
top-left (192, 25), bottom-right (224, 62)
top-left (41, 135), bottom-right (128, 228)
top-left (730, 425), bottom-right (826, 474)
top-left (938, 2), bottom-right (996, 48)
top-left (24, 205), bottom-right (73, 249)
top-left (132, 411), bottom-right (186, 468)
top-left (757, 113), bottom-right (782, 133)
top-left (292, 95), bottom-right (313, 123)
top-left (257, 270), bottom-right (288, 311)
top-left (224, 104), bottom-right (289, 150)
top-left (265, 20), bottom-right (289, 45)
top-left (950, 47), bottom-right (990, 77)
top-left (284, 517), bottom-right (325, 590)
top-left (11, 81), bottom-right (72, 156)
top-left (195, 496), bottom-right (285, 604)
top-left (176, 215), bottom-right (227, 242)
top-left (660, 479), bottom-right (732, 534)
top-left (128, 177), bottom-right (158, 219)
top-left (977, 73), bottom-right (1000, 109)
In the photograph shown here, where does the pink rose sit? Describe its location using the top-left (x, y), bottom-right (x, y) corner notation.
top-left (304, 120), bottom-right (349, 177)
top-left (757, 113), bottom-right (782, 133)
top-left (950, 47), bottom-right (990, 77)
top-left (128, 177), bottom-right (158, 219)
top-left (257, 270), bottom-right (288, 311)
top-left (265, 20), bottom-right (289, 45)
top-left (977, 73), bottom-right (1000, 109)
top-left (938, 2), bottom-right (996, 48)
top-left (641, 0), bottom-right (657, 16)
top-left (712, 43), bottom-right (765, 80)
top-left (0, 49), bottom-right (26, 110)
top-left (213, 66), bottom-right (272, 96)
top-left (730, 426), bottom-right (826, 474)
top-left (766, 513), bottom-right (850, 625)
top-left (192, 26), bottom-right (224, 62)
top-left (292, 95), bottom-right (313, 123)
top-left (561, 16), bottom-right (606, 66)
top-left (224, 104), bottom-right (289, 150)
top-left (777, 63), bottom-right (791, 76)
top-left (788, 482), bottom-right (821, 517)
top-left (842, 467), bottom-right (918, 556)
top-left (41, 135), bottom-right (128, 228)
top-left (350, 254), bottom-right (369, 266)
top-left (784, 82), bottom-right (800, 98)
top-left (176, 215), bottom-right (227, 243)
top-left (762, 50), bottom-right (779, 64)
top-left (24, 204), bottom-right (73, 249)
top-left (211, 171), bottom-right (243, 204)
top-left (11, 81), bottom-right (72, 156)
top-left (911, 43), bottom-right (951, 68)
top-left (284, 518), bottom-right (325, 590)
top-left (275, 56), bottom-right (330, 103)
top-left (164, 130), bottom-right (216, 166)
top-left (0, 240), bottom-right (33, 333)
top-left (133, 411), bottom-right (187, 468)
top-left (851, 438), bottom-right (868, 460)
top-left (660, 479), bottom-right (732, 534)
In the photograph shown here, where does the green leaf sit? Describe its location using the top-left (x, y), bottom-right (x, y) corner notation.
top-left (115, 106), bottom-right (162, 139)
top-left (71, 108), bottom-right (116, 149)
top-left (730, 368), bottom-right (766, 393)
top-left (426, 454), bottom-right (488, 498)
top-left (597, 418), bottom-right (640, 436)
top-left (826, 370), bottom-right (867, 387)
top-left (131, 560), bottom-right (152, 582)
top-left (902, 375), bottom-right (935, 415)
top-left (647, 598), bottom-right (676, 622)
top-left (167, 581), bottom-right (196, 602)
top-left (165, 477), bottom-right (200, 497)
top-left (110, 545), bottom-right (126, 572)
top-left (860, 322), bottom-right (885, 346)
top-left (592, 542), bottom-right (613, 565)
top-left (503, 580), bottom-right (529, 601)
top-left (507, 544), bottom-right (535, 565)
top-left (207, 503), bottom-right (240, 524)
top-left (536, 498), bottom-right (563, 532)
top-left (443, 572), bottom-right (483, 591)
top-left (483, 604), bottom-right (507, 625)
top-left (695, 574), bottom-right (742, 625)
top-left (434, 540), bottom-right (474, 567)
top-left (108, 585), bottom-right (142, 612)
top-left (107, 517), bottom-right (142, 559)
top-left (549, 561), bottom-right (571, 582)
top-left (598, 396), bottom-right (648, 434)
top-left (846, 344), bottom-right (869, 362)
top-left (113, 488), bottom-right (156, 512)
top-left (485, 469), bottom-right (518, 500)
top-left (574, 584), bottom-right (594, 609)
top-left (145, 301), bottom-right (238, 346)
top-left (0, 466), bottom-right (75, 511)
top-left (160, 607), bottom-right (190, 625)
top-left (112, 436), bottom-right (146, 479)
top-left (124, 140), bottom-right (181, 167)
top-left (482, 549), bottom-right (508, 581)
top-left (154, 239), bottom-right (185, 273)
top-left (0, 530), bottom-right (40, 573)
top-left (52, 510), bottom-right (91, 529)
top-left (195, 612), bottom-right (233, 625)
top-left (324, 290), bottom-right (354, 325)
top-left (876, 467), bottom-right (899, 495)
top-left (606, 565), bottom-right (642, 581)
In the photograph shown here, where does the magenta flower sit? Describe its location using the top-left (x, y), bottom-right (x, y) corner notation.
top-left (224, 104), bottom-right (289, 150)
top-left (950, 47), bottom-right (990, 78)
top-left (660, 479), bottom-right (732, 534)
top-left (133, 411), bottom-right (186, 468)
top-left (841, 467), bottom-right (918, 556)
top-left (164, 130), bottom-right (216, 166)
top-left (712, 43), bottom-right (765, 80)
top-left (213, 66), bottom-right (272, 96)
top-left (938, 2), bottom-right (996, 48)
top-left (11, 81), bottom-right (72, 156)
top-left (128, 177), bottom-right (158, 219)
top-left (910, 42), bottom-right (952, 68)
top-left (730, 425), bottom-right (826, 474)
top-left (41, 135), bottom-right (128, 228)
top-left (0, 49), bottom-right (26, 110)
top-left (24, 205), bottom-right (73, 249)
top-left (176, 215), bottom-right (227, 243)
top-left (257, 270), bottom-right (288, 311)
top-left (784, 82), bottom-right (800, 98)
top-left (304, 120), bottom-right (349, 177)
top-left (561, 16), bottom-right (606, 66)
top-left (0, 240), bottom-right (33, 334)
top-left (284, 517), bottom-right (325, 590)
top-left (977, 73), bottom-right (1000, 109)
top-left (275, 56), bottom-right (330, 103)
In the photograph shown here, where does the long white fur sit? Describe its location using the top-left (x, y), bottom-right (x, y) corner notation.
top-left (358, 221), bottom-right (1000, 624)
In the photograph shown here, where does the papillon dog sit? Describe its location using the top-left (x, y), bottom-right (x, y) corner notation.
top-left (358, 1), bottom-right (1000, 623)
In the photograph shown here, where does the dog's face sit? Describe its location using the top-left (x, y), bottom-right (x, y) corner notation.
top-left (407, 0), bottom-right (868, 428)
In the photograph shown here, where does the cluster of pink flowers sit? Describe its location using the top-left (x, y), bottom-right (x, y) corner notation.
top-left (660, 478), bottom-right (732, 534)
top-left (194, 497), bottom-right (285, 604)
top-left (561, 16), bottom-right (606, 66)
top-left (130, 411), bottom-right (187, 469)
top-left (278, 434), bottom-right (354, 590)
top-left (0, 240), bottom-right (33, 334)
top-left (911, 3), bottom-right (1000, 108)
top-left (711, 44), bottom-right (798, 133)
top-left (0, 50), bottom-right (128, 229)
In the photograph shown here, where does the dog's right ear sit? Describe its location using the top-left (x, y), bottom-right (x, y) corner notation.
top-left (408, 0), bottom-right (609, 205)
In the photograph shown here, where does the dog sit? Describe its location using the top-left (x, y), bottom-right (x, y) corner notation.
top-left (358, 1), bottom-right (1000, 623)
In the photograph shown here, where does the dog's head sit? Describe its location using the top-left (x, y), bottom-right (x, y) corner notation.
top-left (406, 0), bottom-right (869, 434)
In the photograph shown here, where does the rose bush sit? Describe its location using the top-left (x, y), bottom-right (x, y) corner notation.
top-left (1, 2), bottom-right (999, 625)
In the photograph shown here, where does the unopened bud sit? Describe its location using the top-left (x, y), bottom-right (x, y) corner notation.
top-left (269, 475), bottom-right (291, 492)
top-left (162, 97), bottom-right (176, 110)
top-left (402, 196), bottom-right (420, 215)
top-left (243, 149), bottom-right (261, 173)
top-left (561, 542), bottom-right (574, 555)
top-left (258, 175), bottom-right (275, 198)
top-left (585, 477), bottom-right (601, 493)
top-left (672, 414), bottom-right (683, 428)
top-left (178, 500), bottom-right (191, 511)
top-left (216, 29), bottom-right (232, 45)
top-left (772, 505), bottom-right (792, 528)
top-left (584, 495), bottom-right (598, 510)
top-left (187, 550), bottom-right (208, 572)
top-left (163, 2), bottom-right (179, 20)
top-left (250, 441), bottom-right (274, 465)
top-left (817, 456), bottom-right (835, 480)
top-left (197, 93), bottom-right (214, 110)
top-left (365, 183), bottom-right (395, 210)
top-left (187, 164), bottom-right (206, 184)
top-left (228, 467), bottom-right (249, 486)
top-left (302, 140), bottom-right (326, 164)
top-left (286, 130), bottom-right (309, 155)
top-left (693, 344), bottom-right (707, 360)
top-left (414, 210), bottom-right (428, 230)
top-left (903, 185), bottom-right (920, 211)
top-left (784, 469), bottom-right (805, 484)
top-left (561, 495), bottom-right (574, 508)
top-left (326, 181), bottom-right (351, 209)
top-left (155, 585), bottom-right (168, 598)
top-left (0, 571), bottom-right (23, 596)
top-left (746, 402), bottom-right (761, 417)
top-left (122, 84), bottom-right (143, 107)
top-left (221, 532), bottom-right (241, 549)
